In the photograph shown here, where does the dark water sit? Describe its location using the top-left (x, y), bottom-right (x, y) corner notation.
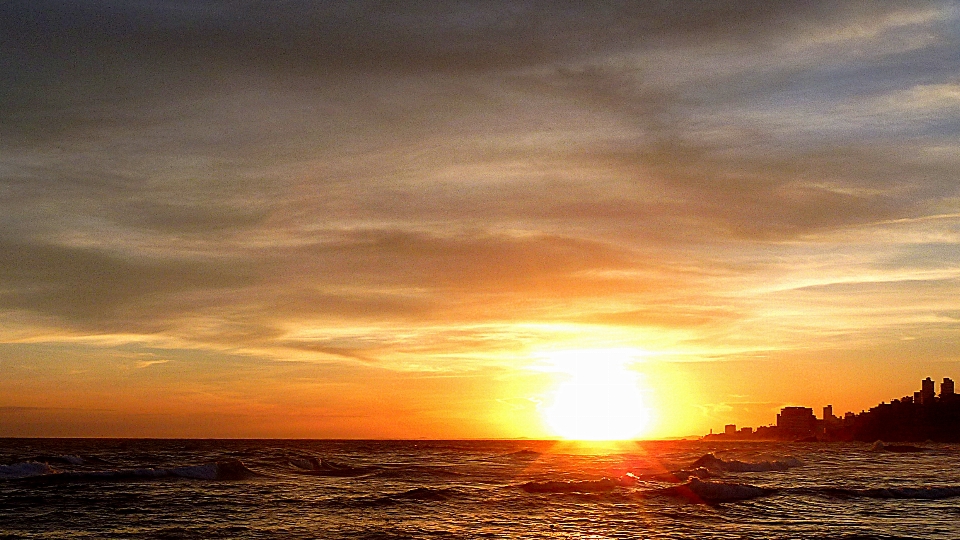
top-left (2, 439), bottom-right (959, 539)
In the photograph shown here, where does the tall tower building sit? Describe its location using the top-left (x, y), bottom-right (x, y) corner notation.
top-left (823, 405), bottom-right (834, 422)
top-left (921, 377), bottom-right (936, 405)
top-left (942, 378), bottom-right (955, 400)
top-left (777, 407), bottom-right (817, 439)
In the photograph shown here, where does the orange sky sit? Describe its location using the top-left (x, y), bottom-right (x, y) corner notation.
top-left (2, 1), bottom-right (960, 438)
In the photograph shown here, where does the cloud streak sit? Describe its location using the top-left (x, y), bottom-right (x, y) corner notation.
top-left (1, 0), bottom-right (959, 436)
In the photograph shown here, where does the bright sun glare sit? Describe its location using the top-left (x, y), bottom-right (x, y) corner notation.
top-left (541, 349), bottom-right (653, 440)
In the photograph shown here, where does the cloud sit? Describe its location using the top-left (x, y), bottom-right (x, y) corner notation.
top-left (0, 238), bottom-right (254, 332)
top-left (275, 230), bottom-right (637, 290)
top-left (7, 1), bottom-right (935, 76)
top-left (583, 306), bottom-right (744, 329)
top-left (135, 359), bottom-right (169, 369)
top-left (0, 0), bottom-right (958, 368)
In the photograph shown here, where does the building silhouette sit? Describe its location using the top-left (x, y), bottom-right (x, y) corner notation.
top-left (921, 377), bottom-right (935, 405)
top-left (705, 375), bottom-right (960, 442)
top-left (776, 407), bottom-right (817, 439)
top-left (942, 378), bottom-right (955, 401)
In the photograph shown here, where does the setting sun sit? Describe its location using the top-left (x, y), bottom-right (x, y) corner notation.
top-left (541, 349), bottom-right (653, 440)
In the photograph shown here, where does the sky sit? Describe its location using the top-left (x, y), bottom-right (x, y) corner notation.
top-left (2, 0), bottom-right (960, 439)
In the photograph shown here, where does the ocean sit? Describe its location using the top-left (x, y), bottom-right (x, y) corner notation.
top-left (1, 438), bottom-right (959, 539)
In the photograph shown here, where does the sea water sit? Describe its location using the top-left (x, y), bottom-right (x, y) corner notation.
top-left (1, 438), bottom-right (959, 539)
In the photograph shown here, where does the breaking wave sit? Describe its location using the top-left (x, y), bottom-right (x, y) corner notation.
top-left (691, 453), bottom-right (802, 472)
top-left (635, 468), bottom-right (715, 483)
top-left (0, 462), bottom-right (57, 480)
top-left (519, 469), bottom-right (720, 494)
top-left (868, 441), bottom-right (926, 453)
top-left (31, 454), bottom-right (86, 465)
top-left (519, 475), bottom-right (776, 502)
top-left (520, 477), bottom-right (631, 493)
top-left (660, 478), bottom-right (774, 503)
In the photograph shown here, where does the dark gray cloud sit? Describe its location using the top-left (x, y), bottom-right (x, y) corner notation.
top-left (3, 1), bottom-right (949, 138)
top-left (119, 201), bottom-right (269, 234)
top-left (0, 0), bottom-right (958, 364)
top-left (5, 1), bottom-right (929, 75)
top-left (0, 238), bottom-right (254, 331)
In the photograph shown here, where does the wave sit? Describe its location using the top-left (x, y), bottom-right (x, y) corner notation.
top-left (0, 462), bottom-right (57, 480)
top-left (30, 454), bottom-right (86, 466)
top-left (286, 456), bottom-right (458, 480)
top-left (656, 479), bottom-right (960, 504)
top-left (868, 441), bottom-right (926, 453)
top-left (660, 478), bottom-right (773, 503)
top-left (26, 454), bottom-right (117, 468)
top-left (519, 468), bottom-right (719, 493)
top-left (811, 485), bottom-right (960, 500)
top-left (635, 467), bottom-right (715, 483)
top-left (503, 449), bottom-right (541, 458)
top-left (340, 487), bottom-right (463, 508)
top-left (691, 453), bottom-right (802, 472)
top-left (370, 465), bottom-right (464, 480)
top-left (520, 477), bottom-right (630, 494)
top-left (289, 456), bottom-right (377, 477)
top-left (391, 487), bottom-right (459, 502)
top-left (14, 459), bottom-right (259, 484)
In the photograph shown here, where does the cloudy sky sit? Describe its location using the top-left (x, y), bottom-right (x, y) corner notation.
top-left (2, 1), bottom-right (959, 438)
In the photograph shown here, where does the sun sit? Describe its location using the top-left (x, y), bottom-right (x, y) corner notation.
top-left (541, 349), bottom-right (653, 440)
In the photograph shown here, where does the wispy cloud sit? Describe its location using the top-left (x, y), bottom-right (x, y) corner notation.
top-left (1, 0), bottom-right (959, 436)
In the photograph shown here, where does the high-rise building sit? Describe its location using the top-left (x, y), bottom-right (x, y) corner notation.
top-left (823, 405), bottom-right (834, 421)
top-left (921, 377), bottom-right (936, 405)
top-left (725, 424), bottom-right (737, 435)
top-left (942, 378), bottom-right (955, 400)
top-left (777, 407), bottom-right (817, 439)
